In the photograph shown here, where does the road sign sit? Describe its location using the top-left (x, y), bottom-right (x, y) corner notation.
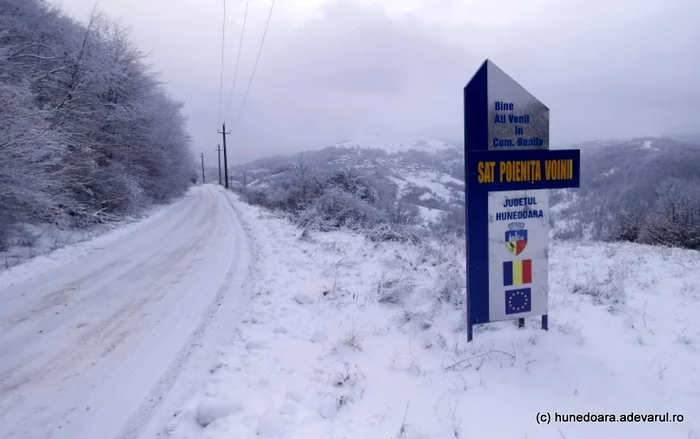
top-left (464, 60), bottom-right (581, 341)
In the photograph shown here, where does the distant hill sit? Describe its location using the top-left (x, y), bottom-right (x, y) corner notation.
top-left (230, 134), bottom-right (700, 246)
top-left (332, 133), bottom-right (457, 155)
top-left (550, 137), bottom-right (700, 240)
top-left (230, 135), bottom-right (465, 227)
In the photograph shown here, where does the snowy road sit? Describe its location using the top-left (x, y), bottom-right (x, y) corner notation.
top-left (0, 185), bottom-right (251, 439)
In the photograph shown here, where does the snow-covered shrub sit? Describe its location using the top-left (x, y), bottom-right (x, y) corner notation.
top-left (299, 187), bottom-right (387, 232)
top-left (375, 272), bottom-right (416, 304)
top-left (240, 165), bottom-right (324, 213)
top-left (337, 330), bottom-right (364, 351)
top-left (571, 265), bottom-right (626, 306)
top-left (434, 259), bottom-right (466, 308)
top-left (326, 169), bottom-right (379, 204)
top-left (242, 188), bottom-right (270, 208)
top-left (388, 201), bottom-right (422, 226)
top-left (366, 223), bottom-right (423, 245)
top-left (233, 154), bottom-right (436, 243)
top-left (605, 200), bottom-right (649, 243)
top-left (236, 159), bottom-right (425, 244)
top-left (274, 165), bottom-right (324, 212)
top-left (431, 205), bottom-right (465, 238)
top-left (638, 176), bottom-right (700, 250)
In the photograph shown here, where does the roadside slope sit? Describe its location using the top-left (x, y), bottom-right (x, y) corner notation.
top-left (163, 194), bottom-right (700, 439)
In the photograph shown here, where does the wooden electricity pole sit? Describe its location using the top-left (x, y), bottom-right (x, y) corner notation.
top-left (200, 153), bottom-right (205, 183)
top-left (217, 123), bottom-right (231, 189)
top-left (216, 144), bottom-right (222, 185)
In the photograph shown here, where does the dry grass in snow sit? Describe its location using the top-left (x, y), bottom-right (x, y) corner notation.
top-left (162, 193), bottom-right (700, 439)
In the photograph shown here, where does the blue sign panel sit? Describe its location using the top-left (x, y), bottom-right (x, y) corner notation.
top-left (466, 149), bottom-right (580, 192)
top-left (464, 60), bottom-right (581, 341)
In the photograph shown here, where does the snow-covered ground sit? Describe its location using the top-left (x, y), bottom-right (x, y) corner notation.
top-left (2, 185), bottom-right (698, 439)
top-left (389, 176), bottom-right (409, 196)
top-left (0, 204), bottom-right (172, 288)
top-left (416, 205), bottom-right (443, 223)
top-left (0, 185), bottom-right (252, 439)
top-left (639, 139), bottom-right (659, 151)
top-left (161, 193), bottom-right (700, 439)
top-left (390, 171), bottom-right (461, 203)
top-left (403, 174), bottom-right (453, 201)
top-left (0, 206), bottom-right (165, 274)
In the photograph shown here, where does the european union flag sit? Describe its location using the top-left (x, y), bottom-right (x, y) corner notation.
top-left (505, 288), bottom-right (531, 315)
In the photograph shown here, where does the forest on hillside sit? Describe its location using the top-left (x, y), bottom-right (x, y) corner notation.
top-left (551, 139), bottom-right (700, 250)
top-left (0, 0), bottom-right (195, 252)
top-left (231, 139), bottom-right (700, 251)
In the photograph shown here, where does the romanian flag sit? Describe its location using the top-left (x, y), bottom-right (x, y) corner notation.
top-left (503, 260), bottom-right (532, 286)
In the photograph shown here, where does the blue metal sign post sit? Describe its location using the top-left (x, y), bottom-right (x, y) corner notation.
top-left (464, 60), bottom-right (581, 342)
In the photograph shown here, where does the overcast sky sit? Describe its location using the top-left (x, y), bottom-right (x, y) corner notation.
top-left (52, 0), bottom-right (700, 165)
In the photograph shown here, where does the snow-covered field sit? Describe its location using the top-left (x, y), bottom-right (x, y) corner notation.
top-left (416, 205), bottom-right (442, 223)
top-left (0, 185), bottom-right (698, 439)
top-left (389, 170), bottom-right (463, 223)
top-left (161, 193), bottom-right (700, 439)
top-left (403, 174), bottom-right (453, 201)
top-left (0, 185), bottom-right (252, 439)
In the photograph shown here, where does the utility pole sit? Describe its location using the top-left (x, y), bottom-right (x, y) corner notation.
top-left (200, 153), bottom-right (205, 183)
top-left (216, 144), bottom-right (222, 185)
top-left (217, 123), bottom-right (231, 189)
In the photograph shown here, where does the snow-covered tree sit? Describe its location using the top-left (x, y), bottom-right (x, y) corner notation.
top-left (639, 177), bottom-right (700, 249)
top-left (0, 0), bottom-right (195, 248)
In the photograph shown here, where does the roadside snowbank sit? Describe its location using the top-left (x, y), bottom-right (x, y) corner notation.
top-left (163, 193), bottom-right (700, 439)
top-left (0, 191), bottom-right (182, 288)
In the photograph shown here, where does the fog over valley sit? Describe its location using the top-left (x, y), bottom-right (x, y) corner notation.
top-left (52, 0), bottom-right (700, 162)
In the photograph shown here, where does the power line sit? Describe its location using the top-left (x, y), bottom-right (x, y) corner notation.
top-left (232, 0), bottom-right (276, 130)
top-left (222, 0), bottom-right (251, 122)
top-left (217, 0), bottom-right (227, 125)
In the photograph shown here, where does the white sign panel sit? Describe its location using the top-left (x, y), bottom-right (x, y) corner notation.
top-left (486, 61), bottom-right (549, 151)
top-left (487, 189), bottom-right (549, 322)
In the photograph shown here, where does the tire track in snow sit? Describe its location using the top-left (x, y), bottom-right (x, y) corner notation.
top-left (0, 186), bottom-right (250, 439)
top-left (0, 191), bottom-right (211, 396)
top-left (118, 191), bottom-right (247, 439)
top-left (0, 191), bottom-right (207, 335)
